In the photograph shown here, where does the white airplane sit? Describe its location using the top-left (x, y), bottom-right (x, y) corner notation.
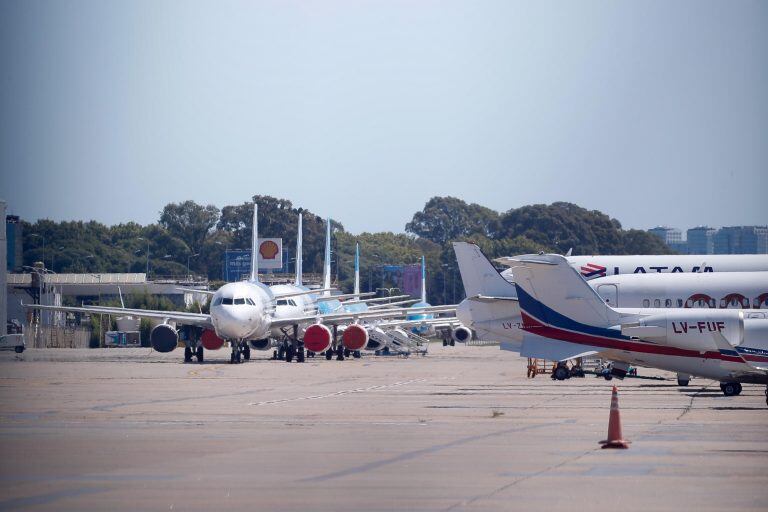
top-left (453, 243), bottom-right (768, 402)
top-left (501, 254), bottom-right (768, 281)
top-left (24, 204), bottom-right (451, 364)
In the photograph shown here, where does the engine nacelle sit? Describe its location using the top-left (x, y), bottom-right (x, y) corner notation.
top-left (342, 324), bottom-right (369, 351)
top-left (249, 339), bottom-right (271, 351)
top-left (150, 324), bottom-right (178, 353)
top-left (621, 309), bottom-right (743, 352)
top-left (201, 329), bottom-right (225, 350)
top-left (451, 325), bottom-right (472, 343)
top-left (304, 324), bottom-right (332, 353)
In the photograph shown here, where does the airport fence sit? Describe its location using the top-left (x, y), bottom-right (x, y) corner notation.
top-left (25, 326), bottom-right (92, 349)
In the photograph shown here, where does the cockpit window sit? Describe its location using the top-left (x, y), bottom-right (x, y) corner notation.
top-left (234, 298), bottom-right (246, 305)
top-left (277, 299), bottom-right (289, 306)
top-left (212, 297), bottom-right (222, 306)
top-left (222, 298), bottom-right (233, 305)
top-left (246, 298), bottom-right (256, 306)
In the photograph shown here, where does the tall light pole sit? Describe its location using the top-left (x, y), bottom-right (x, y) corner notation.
top-left (137, 237), bottom-right (150, 277)
top-left (187, 253), bottom-right (199, 280)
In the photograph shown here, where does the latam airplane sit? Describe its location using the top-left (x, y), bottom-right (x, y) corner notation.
top-left (454, 243), bottom-right (768, 402)
top-left (499, 254), bottom-right (768, 281)
top-left (25, 204), bottom-right (451, 364)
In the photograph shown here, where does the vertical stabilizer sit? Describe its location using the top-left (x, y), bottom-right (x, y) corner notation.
top-left (453, 242), bottom-right (517, 298)
top-left (509, 254), bottom-right (622, 328)
top-left (250, 202), bottom-right (259, 282)
top-left (294, 213), bottom-right (303, 286)
top-left (354, 243), bottom-right (360, 296)
top-left (421, 255), bottom-right (427, 303)
top-left (323, 218), bottom-right (332, 295)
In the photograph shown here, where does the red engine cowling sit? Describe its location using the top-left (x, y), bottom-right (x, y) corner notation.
top-left (304, 324), bottom-right (332, 353)
top-left (201, 329), bottom-right (225, 350)
top-left (342, 324), bottom-right (368, 351)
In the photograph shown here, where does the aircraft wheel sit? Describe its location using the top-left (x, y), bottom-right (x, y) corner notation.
top-left (230, 352), bottom-right (236, 364)
top-left (442, 339), bottom-right (447, 347)
top-left (184, 346), bottom-right (192, 362)
top-left (677, 378), bottom-right (689, 386)
top-left (353, 350), bottom-right (361, 359)
top-left (308, 351), bottom-right (315, 358)
top-left (297, 348), bottom-right (305, 363)
top-left (325, 350), bottom-right (333, 360)
top-left (285, 346), bottom-right (294, 363)
top-left (450, 340), bottom-right (455, 346)
top-left (720, 382), bottom-right (740, 396)
top-left (243, 345), bottom-right (251, 361)
top-left (553, 366), bottom-right (569, 381)
top-left (336, 346), bottom-right (345, 361)
top-left (196, 346), bottom-right (204, 363)
top-left (14, 346), bottom-right (24, 354)
top-left (344, 348), bottom-right (351, 358)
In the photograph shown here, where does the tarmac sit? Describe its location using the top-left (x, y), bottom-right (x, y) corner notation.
top-left (0, 344), bottom-right (766, 511)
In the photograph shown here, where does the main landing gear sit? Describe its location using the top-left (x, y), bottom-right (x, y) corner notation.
top-left (184, 345), bottom-right (205, 363)
top-left (230, 340), bottom-right (249, 364)
top-left (720, 382), bottom-right (742, 397)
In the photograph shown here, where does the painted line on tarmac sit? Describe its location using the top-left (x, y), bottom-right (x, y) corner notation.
top-left (300, 421), bottom-right (562, 483)
top-left (248, 378), bottom-right (427, 406)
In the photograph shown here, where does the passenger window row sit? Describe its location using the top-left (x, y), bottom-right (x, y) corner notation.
top-left (640, 296), bottom-right (767, 309)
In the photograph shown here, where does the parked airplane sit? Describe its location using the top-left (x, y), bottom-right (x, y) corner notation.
top-left (25, 204), bottom-right (450, 364)
top-left (453, 242), bottom-right (768, 402)
top-left (497, 254), bottom-right (768, 281)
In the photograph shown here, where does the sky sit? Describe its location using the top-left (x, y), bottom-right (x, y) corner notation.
top-left (1, 0), bottom-right (766, 235)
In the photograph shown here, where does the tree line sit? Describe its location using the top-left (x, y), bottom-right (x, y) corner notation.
top-left (20, 196), bottom-right (671, 304)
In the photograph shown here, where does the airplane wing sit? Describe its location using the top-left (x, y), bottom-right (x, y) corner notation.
top-left (22, 303), bottom-right (213, 328)
top-left (269, 305), bottom-right (457, 329)
top-left (519, 333), bottom-right (603, 361)
top-left (176, 287), bottom-right (215, 295)
top-left (275, 288), bottom-right (335, 299)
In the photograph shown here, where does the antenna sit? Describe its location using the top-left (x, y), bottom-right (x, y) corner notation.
top-left (295, 213), bottom-right (303, 286)
top-left (250, 202), bottom-right (259, 282)
top-left (354, 243), bottom-right (360, 296)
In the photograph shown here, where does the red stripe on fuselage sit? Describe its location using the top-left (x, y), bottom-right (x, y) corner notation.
top-left (520, 312), bottom-right (743, 363)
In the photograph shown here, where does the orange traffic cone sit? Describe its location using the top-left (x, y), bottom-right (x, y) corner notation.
top-left (600, 386), bottom-right (630, 449)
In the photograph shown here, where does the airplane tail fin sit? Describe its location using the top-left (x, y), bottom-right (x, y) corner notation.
top-left (452, 242), bottom-right (517, 299)
top-left (323, 217), bottom-right (332, 295)
top-left (420, 255), bottom-right (427, 303)
top-left (250, 202), bottom-right (259, 282)
top-left (507, 254), bottom-right (622, 329)
top-left (295, 213), bottom-right (303, 286)
top-left (354, 243), bottom-right (360, 296)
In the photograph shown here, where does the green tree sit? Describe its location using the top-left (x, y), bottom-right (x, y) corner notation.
top-left (406, 196), bottom-right (500, 244)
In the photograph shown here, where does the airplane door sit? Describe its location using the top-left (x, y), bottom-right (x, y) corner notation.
top-left (597, 284), bottom-right (618, 307)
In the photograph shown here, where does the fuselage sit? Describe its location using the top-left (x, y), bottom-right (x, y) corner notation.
top-left (210, 281), bottom-right (275, 341)
top-left (564, 254), bottom-right (768, 280)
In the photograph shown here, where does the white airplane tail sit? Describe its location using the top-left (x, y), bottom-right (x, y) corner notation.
top-left (452, 242), bottom-right (517, 299)
top-left (250, 202), bottom-right (259, 283)
top-left (508, 253), bottom-right (622, 329)
top-left (354, 243), bottom-right (360, 296)
top-left (420, 255), bottom-right (427, 303)
top-left (295, 213), bottom-right (303, 286)
top-left (323, 217), bottom-right (332, 295)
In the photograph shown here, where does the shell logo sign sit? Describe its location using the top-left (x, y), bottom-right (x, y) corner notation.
top-left (257, 238), bottom-right (283, 269)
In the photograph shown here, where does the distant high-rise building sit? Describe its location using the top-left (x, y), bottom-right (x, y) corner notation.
top-left (714, 226), bottom-right (768, 254)
top-left (648, 226), bottom-right (683, 245)
top-left (687, 226), bottom-right (715, 255)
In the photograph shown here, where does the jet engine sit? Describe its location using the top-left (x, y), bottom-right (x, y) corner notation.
top-left (201, 329), bottom-right (225, 350)
top-left (249, 339), bottom-right (272, 351)
top-left (621, 309), bottom-right (743, 352)
top-left (304, 324), bottom-right (332, 353)
top-left (451, 325), bottom-right (472, 343)
top-left (342, 324), bottom-right (368, 351)
top-left (150, 324), bottom-right (178, 353)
